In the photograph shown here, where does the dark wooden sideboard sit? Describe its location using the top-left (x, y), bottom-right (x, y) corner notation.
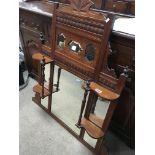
top-left (23, 0), bottom-right (135, 15)
top-left (19, 0), bottom-right (135, 148)
top-left (54, 0), bottom-right (135, 15)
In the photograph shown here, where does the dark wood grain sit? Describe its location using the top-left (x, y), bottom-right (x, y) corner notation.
top-left (33, 84), bottom-right (50, 97)
top-left (32, 52), bottom-right (53, 63)
top-left (19, 0), bottom-right (135, 149)
top-left (81, 118), bottom-right (105, 139)
top-left (50, 0), bottom-right (135, 15)
top-left (89, 82), bottom-right (120, 100)
top-left (89, 113), bottom-right (104, 128)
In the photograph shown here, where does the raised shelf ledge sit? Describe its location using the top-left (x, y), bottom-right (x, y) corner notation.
top-left (89, 82), bottom-right (120, 100)
top-left (89, 113), bottom-right (104, 128)
top-left (33, 84), bottom-right (50, 98)
top-left (32, 53), bottom-right (53, 64)
top-left (81, 118), bottom-right (104, 139)
top-left (33, 83), bottom-right (57, 98)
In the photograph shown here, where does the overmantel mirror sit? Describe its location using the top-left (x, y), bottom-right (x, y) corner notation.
top-left (32, 0), bottom-right (128, 154)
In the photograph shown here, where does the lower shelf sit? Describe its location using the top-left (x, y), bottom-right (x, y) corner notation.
top-left (33, 84), bottom-right (50, 98)
top-left (33, 83), bottom-right (58, 98)
top-left (81, 118), bottom-right (104, 139)
top-left (89, 113), bottom-right (104, 128)
top-left (32, 53), bottom-right (53, 64)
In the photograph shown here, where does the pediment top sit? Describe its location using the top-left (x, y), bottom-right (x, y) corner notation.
top-left (68, 0), bottom-right (94, 12)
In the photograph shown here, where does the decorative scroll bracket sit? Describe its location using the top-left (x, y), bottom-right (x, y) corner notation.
top-left (68, 0), bottom-right (94, 12)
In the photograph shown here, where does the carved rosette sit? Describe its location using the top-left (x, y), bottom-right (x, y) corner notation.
top-left (68, 0), bottom-right (94, 11)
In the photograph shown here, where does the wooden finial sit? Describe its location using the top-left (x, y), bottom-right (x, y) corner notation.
top-left (40, 55), bottom-right (45, 64)
top-left (85, 80), bottom-right (91, 91)
top-left (123, 66), bottom-right (129, 77)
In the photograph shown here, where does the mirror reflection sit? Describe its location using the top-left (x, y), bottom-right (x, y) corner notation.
top-left (57, 33), bottom-right (66, 50)
top-left (85, 43), bottom-right (95, 61)
top-left (41, 64), bottom-right (110, 148)
top-left (68, 41), bottom-right (82, 53)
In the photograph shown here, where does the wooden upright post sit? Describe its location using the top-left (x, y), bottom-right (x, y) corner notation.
top-left (48, 62), bottom-right (55, 113)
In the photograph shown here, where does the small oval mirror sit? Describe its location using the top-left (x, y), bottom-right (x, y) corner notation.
top-left (57, 33), bottom-right (66, 50)
top-left (85, 43), bottom-right (95, 61)
top-left (68, 41), bottom-right (82, 54)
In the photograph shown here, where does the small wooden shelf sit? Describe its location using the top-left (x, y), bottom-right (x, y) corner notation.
top-left (44, 82), bottom-right (57, 93)
top-left (81, 118), bottom-right (104, 139)
top-left (33, 83), bottom-right (58, 98)
top-left (89, 113), bottom-right (104, 128)
top-left (33, 84), bottom-right (50, 98)
top-left (32, 53), bottom-right (53, 64)
top-left (89, 82), bottom-right (120, 100)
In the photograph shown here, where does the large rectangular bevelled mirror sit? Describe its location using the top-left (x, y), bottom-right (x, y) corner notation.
top-left (41, 64), bottom-right (110, 148)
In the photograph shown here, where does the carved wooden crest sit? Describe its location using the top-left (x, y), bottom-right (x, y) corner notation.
top-left (68, 0), bottom-right (94, 11)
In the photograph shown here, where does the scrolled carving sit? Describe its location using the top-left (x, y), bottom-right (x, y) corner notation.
top-left (68, 0), bottom-right (94, 12)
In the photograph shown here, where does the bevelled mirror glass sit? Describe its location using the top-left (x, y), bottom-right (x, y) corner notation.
top-left (68, 41), bottom-right (82, 53)
top-left (85, 43), bottom-right (95, 61)
top-left (41, 64), bottom-right (110, 148)
top-left (57, 33), bottom-right (66, 50)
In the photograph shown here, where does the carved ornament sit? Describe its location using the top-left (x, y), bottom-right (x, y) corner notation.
top-left (68, 0), bottom-right (94, 12)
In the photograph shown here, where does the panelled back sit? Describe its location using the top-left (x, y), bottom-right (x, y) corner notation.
top-left (51, 0), bottom-right (127, 95)
top-left (51, 1), bottom-right (114, 81)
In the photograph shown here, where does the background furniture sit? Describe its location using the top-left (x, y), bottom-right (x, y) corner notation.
top-left (53, 0), bottom-right (135, 15)
top-left (19, 0), bottom-right (135, 148)
top-left (21, 0), bottom-right (135, 15)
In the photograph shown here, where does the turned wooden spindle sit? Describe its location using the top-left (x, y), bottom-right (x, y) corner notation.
top-left (76, 81), bottom-right (90, 128)
top-left (56, 67), bottom-right (62, 92)
top-left (40, 56), bottom-right (45, 99)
